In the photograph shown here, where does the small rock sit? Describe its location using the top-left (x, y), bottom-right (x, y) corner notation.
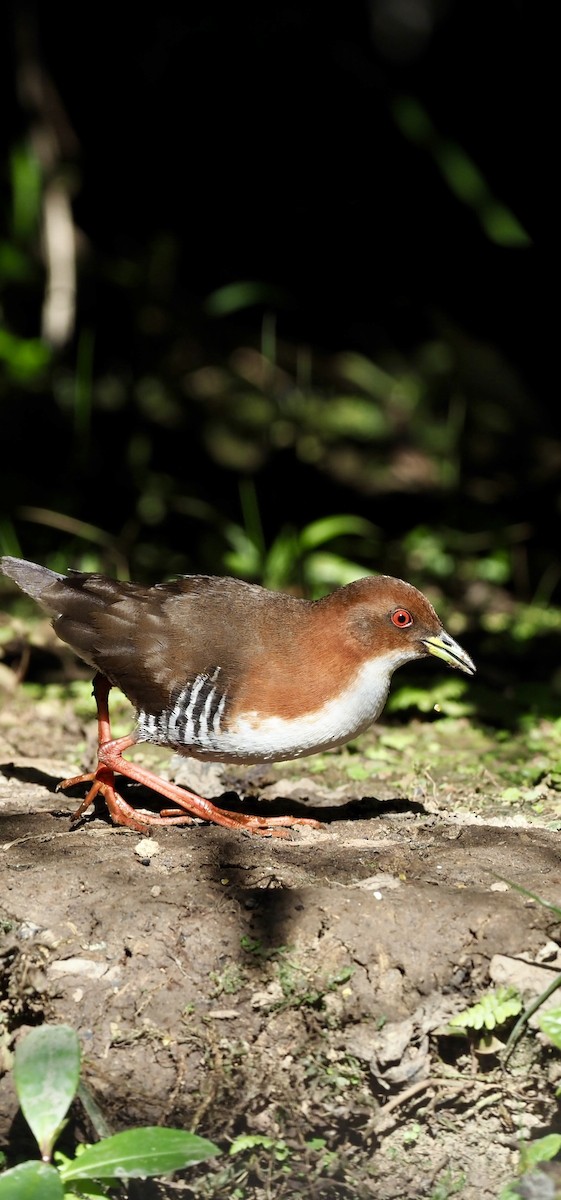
top-left (134, 838), bottom-right (160, 860)
top-left (250, 982), bottom-right (284, 1008)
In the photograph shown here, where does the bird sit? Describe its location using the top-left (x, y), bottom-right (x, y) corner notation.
top-left (0, 556), bottom-right (475, 836)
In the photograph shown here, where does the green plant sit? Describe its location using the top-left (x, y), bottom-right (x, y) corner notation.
top-left (222, 484), bottom-right (377, 596)
top-left (449, 986), bottom-right (522, 1037)
top-left (229, 1134), bottom-right (290, 1163)
top-left (226, 1132), bottom-right (338, 1189)
top-left (392, 94), bottom-right (530, 247)
top-left (0, 1024), bottom-right (219, 1197)
top-left (402, 1121), bottom-right (422, 1147)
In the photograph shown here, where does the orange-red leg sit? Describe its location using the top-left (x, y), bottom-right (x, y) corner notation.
top-left (58, 674), bottom-right (321, 836)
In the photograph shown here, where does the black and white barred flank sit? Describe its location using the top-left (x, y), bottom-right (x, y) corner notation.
top-left (138, 667), bottom-right (227, 748)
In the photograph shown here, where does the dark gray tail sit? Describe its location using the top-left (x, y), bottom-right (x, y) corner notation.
top-left (0, 557), bottom-right (65, 608)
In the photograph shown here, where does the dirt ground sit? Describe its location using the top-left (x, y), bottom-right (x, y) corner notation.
top-left (1, 673), bottom-right (561, 1199)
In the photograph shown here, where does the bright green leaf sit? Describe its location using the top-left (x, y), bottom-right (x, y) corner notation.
top-left (303, 552), bottom-right (374, 590)
top-left (388, 677), bottom-right (474, 718)
top-left (229, 1134), bottom-right (277, 1156)
top-left (0, 1161), bottom-right (64, 1200)
top-left (0, 329), bottom-right (51, 381)
top-left (449, 988), bottom-right (521, 1032)
top-left (59, 1128), bottom-right (220, 1182)
top-left (14, 1026), bottom-right (81, 1161)
top-left (520, 1133), bottom-right (561, 1169)
top-left (319, 397), bottom-right (388, 440)
top-left (263, 529), bottom-right (299, 589)
top-left (298, 514), bottom-right (375, 553)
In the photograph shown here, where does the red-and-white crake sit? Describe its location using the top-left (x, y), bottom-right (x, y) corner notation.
top-left (0, 557), bottom-right (475, 836)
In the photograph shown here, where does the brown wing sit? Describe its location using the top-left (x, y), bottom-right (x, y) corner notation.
top-left (41, 572), bottom-right (311, 717)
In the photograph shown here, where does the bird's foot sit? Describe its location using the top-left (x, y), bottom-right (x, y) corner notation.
top-left (58, 767), bottom-right (195, 832)
top-left (58, 743), bottom-right (321, 837)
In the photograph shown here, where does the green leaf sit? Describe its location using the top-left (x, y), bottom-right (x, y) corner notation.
top-left (0, 1161), bottom-right (64, 1199)
top-left (222, 520), bottom-right (263, 574)
top-left (10, 143), bottom-right (42, 241)
top-left (520, 1133), bottom-right (561, 1169)
top-left (345, 763), bottom-right (371, 782)
top-left (54, 1148), bottom-right (108, 1197)
top-left (14, 1026), bottom-right (81, 1161)
top-left (229, 1134), bottom-right (277, 1156)
top-left (388, 677), bottom-right (474, 718)
top-left (539, 1006), bottom-right (561, 1050)
top-left (262, 529), bottom-right (299, 589)
top-left (59, 1128), bottom-right (220, 1182)
top-left (480, 202), bottom-right (531, 247)
top-left (63, 1185), bottom-right (108, 1199)
top-left (449, 987), bottom-right (521, 1032)
top-left (0, 329), bottom-right (51, 381)
top-left (319, 396), bottom-right (388, 440)
top-left (204, 281), bottom-right (287, 316)
top-left (334, 351), bottom-right (398, 400)
top-left (303, 552), bottom-right (374, 590)
top-left (298, 515), bottom-right (376, 552)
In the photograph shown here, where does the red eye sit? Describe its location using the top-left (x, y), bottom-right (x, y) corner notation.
top-left (391, 608), bottom-right (413, 628)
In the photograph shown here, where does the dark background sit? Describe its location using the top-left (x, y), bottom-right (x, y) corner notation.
top-left (0, 2), bottom-right (557, 702)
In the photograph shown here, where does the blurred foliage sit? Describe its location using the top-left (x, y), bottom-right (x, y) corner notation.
top-left (1, 210), bottom-right (560, 704)
top-left (392, 96), bottom-right (531, 248)
top-left (1, 220), bottom-right (555, 601)
top-left (193, 490), bottom-right (378, 595)
top-left (0, 8), bottom-right (557, 718)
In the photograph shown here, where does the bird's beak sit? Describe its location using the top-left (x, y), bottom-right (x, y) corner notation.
top-left (423, 631), bottom-right (476, 676)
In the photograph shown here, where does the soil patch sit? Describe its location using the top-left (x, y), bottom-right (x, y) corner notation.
top-left (1, 684), bottom-right (561, 1198)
